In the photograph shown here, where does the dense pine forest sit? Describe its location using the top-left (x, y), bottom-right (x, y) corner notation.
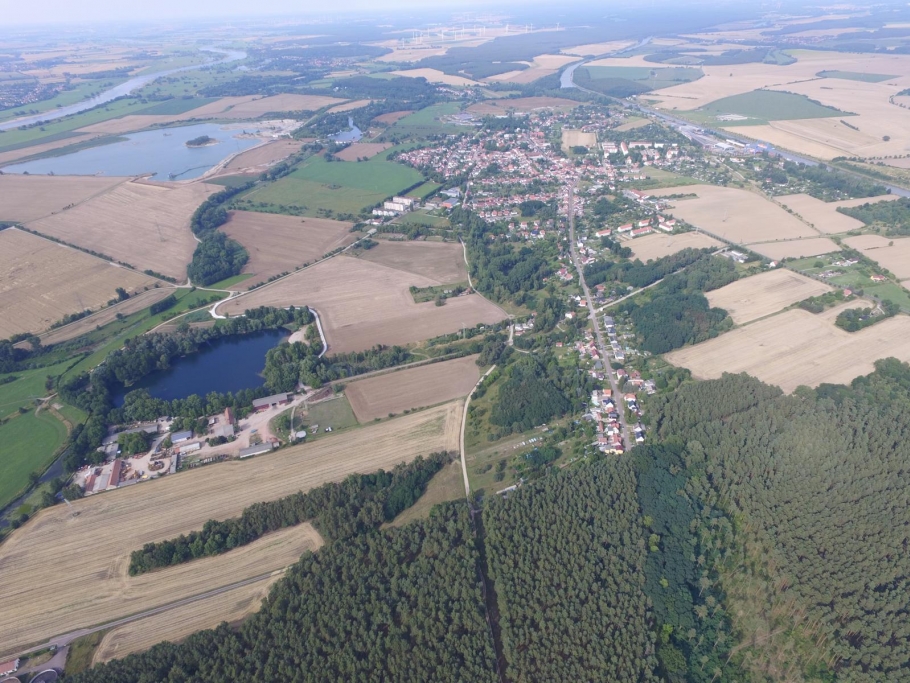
top-left (71, 359), bottom-right (910, 682)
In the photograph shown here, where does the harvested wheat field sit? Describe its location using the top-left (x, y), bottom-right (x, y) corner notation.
top-left (707, 269), bottom-right (831, 325)
top-left (0, 403), bottom-right (461, 654)
top-left (94, 573), bottom-right (282, 664)
top-left (76, 114), bottom-right (190, 135)
top-left (346, 355), bottom-right (481, 422)
top-left (37, 287), bottom-right (176, 346)
top-left (327, 99), bottom-right (371, 114)
top-left (219, 139), bottom-right (302, 173)
top-left (650, 185), bottom-right (817, 243)
top-left (356, 240), bottom-right (467, 283)
top-left (0, 229), bottom-right (158, 337)
top-left (665, 305), bottom-right (910, 393)
top-left (777, 193), bottom-right (866, 233)
top-left (373, 110), bottom-right (413, 125)
top-left (561, 129), bottom-right (597, 151)
top-left (467, 96), bottom-right (580, 115)
top-left (26, 180), bottom-right (216, 281)
top-left (487, 55), bottom-right (578, 85)
top-left (222, 211), bottom-right (355, 285)
top-left (843, 235), bottom-right (910, 279)
top-left (199, 94), bottom-right (345, 118)
top-left (392, 68), bottom-right (479, 86)
top-left (218, 256), bottom-right (506, 353)
top-left (614, 118), bottom-right (653, 132)
top-left (561, 41), bottom-right (635, 56)
top-left (0, 174), bottom-right (124, 223)
top-left (832, 194), bottom-right (900, 209)
top-left (745, 237), bottom-right (841, 260)
top-left (629, 231), bottom-right (722, 261)
top-left (334, 142), bottom-right (392, 161)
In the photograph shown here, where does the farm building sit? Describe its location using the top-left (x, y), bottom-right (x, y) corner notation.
top-left (0, 659), bottom-right (20, 677)
top-left (171, 430), bottom-right (193, 443)
top-left (108, 460), bottom-right (123, 489)
top-left (252, 393), bottom-right (292, 412)
top-left (239, 442), bottom-right (277, 459)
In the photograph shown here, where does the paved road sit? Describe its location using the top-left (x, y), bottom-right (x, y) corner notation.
top-left (565, 184), bottom-right (633, 450)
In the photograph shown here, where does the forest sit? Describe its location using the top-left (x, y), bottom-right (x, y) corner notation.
top-left (834, 299), bottom-right (899, 331)
top-left (837, 196), bottom-right (910, 235)
top-left (129, 453), bottom-right (449, 574)
top-left (583, 247), bottom-right (709, 289)
top-left (186, 181), bottom-right (255, 285)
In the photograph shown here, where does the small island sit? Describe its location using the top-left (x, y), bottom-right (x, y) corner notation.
top-left (185, 135), bottom-right (217, 147)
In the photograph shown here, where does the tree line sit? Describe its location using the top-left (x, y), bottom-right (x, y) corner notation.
top-left (187, 181), bottom-right (255, 285)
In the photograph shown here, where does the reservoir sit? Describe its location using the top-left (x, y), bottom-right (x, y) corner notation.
top-left (114, 328), bottom-right (287, 405)
top-left (2, 123), bottom-right (262, 179)
top-left (330, 116), bottom-right (363, 142)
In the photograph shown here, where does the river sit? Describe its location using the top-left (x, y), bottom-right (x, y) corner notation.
top-left (0, 48), bottom-right (246, 132)
top-left (113, 329), bottom-right (287, 405)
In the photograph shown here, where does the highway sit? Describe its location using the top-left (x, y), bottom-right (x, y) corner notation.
top-left (565, 183), bottom-right (633, 451)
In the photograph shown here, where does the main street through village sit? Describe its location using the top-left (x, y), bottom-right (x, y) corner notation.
top-left (565, 183), bottom-right (633, 451)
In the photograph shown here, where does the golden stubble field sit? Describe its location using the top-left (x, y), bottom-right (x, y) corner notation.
top-left (0, 229), bottom-right (158, 337)
top-left (0, 403), bottom-right (462, 654)
top-left (707, 269), bottom-right (832, 324)
top-left (25, 180), bottom-right (216, 281)
top-left (219, 139), bottom-right (302, 173)
top-left (776, 193), bottom-right (865, 234)
top-left (221, 211), bottom-right (355, 286)
top-left (561, 129), bottom-right (597, 151)
top-left (628, 231), bottom-right (722, 261)
top-left (219, 256), bottom-right (506, 354)
top-left (842, 235), bottom-right (910, 279)
top-left (392, 68), bottom-right (479, 86)
top-left (745, 237), bottom-right (841, 260)
top-left (356, 240), bottom-right (467, 283)
top-left (346, 355), bottom-right (481, 422)
top-left (650, 185), bottom-right (818, 243)
top-left (665, 303), bottom-right (910, 393)
top-left (334, 142), bottom-right (392, 161)
top-left (93, 572), bottom-right (282, 664)
top-left (0, 174), bottom-right (125, 223)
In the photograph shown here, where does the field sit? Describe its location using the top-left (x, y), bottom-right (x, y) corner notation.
top-left (776, 193), bottom-right (865, 233)
top-left (386, 459), bottom-right (464, 528)
top-left (561, 41), bottom-right (635, 56)
top-left (355, 240), bottom-right (467, 283)
top-left (697, 89), bottom-right (847, 124)
top-left (0, 409), bottom-right (69, 512)
top-left (486, 54), bottom-right (579, 85)
top-left (818, 70), bottom-right (896, 83)
top-left (373, 110), bottom-right (413, 125)
top-left (665, 304), bottom-right (910, 393)
top-left (190, 94), bottom-right (346, 118)
top-left (0, 229), bottom-right (159, 336)
top-left (25, 180), bottom-right (216, 281)
top-left (391, 68), bottom-right (479, 86)
top-left (221, 211), bottom-right (355, 285)
top-left (745, 237), bottom-right (841, 260)
top-left (842, 235), bottom-right (910, 279)
top-left (706, 269), bottom-right (832, 324)
top-left (218, 256), bottom-right (506, 354)
top-left (466, 96), bottom-right (580, 116)
top-left (614, 117), bottom-right (653, 132)
top-left (244, 154), bottom-right (423, 217)
top-left (0, 402), bottom-right (462, 654)
top-left (326, 99), bottom-right (371, 114)
top-left (650, 185), bottom-right (817, 243)
top-left (345, 355), bottom-right (481, 422)
top-left (218, 140), bottom-right (302, 173)
top-left (382, 102), bottom-right (466, 139)
top-left (334, 142), bottom-right (392, 161)
top-left (561, 129), bottom-right (597, 151)
top-left (0, 174), bottom-right (124, 222)
top-left (93, 573), bottom-right (282, 664)
top-left (578, 65), bottom-right (703, 92)
top-left (628, 231), bottom-right (723, 261)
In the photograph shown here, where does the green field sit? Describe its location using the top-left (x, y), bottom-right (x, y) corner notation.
top-left (817, 70), bottom-right (896, 83)
top-left (0, 410), bottom-right (68, 510)
top-left (207, 273), bottom-right (253, 289)
top-left (0, 79), bottom-right (130, 124)
top-left (242, 154), bottom-right (423, 217)
top-left (396, 211), bottom-right (451, 228)
top-left (406, 181), bottom-right (442, 199)
top-left (693, 89), bottom-right (851, 126)
top-left (383, 102), bottom-right (467, 139)
top-left (584, 66), bottom-right (703, 89)
top-left (303, 395), bottom-right (359, 435)
top-left (206, 174), bottom-right (256, 188)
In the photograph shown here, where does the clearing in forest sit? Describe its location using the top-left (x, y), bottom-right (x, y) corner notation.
top-left (0, 174), bottom-right (124, 223)
top-left (842, 235), bottom-right (910, 279)
top-left (706, 269), bottom-right (832, 325)
top-left (628, 231), bottom-right (722, 261)
top-left (346, 355), bottom-right (481, 422)
top-left (650, 185), bottom-right (817, 243)
top-left (218, 256), bottom-right (506, 354)
top-left (25, 180), bottom-right (216, 281)
top-left (0, 228), bottom-right (158, 337)
top-left (0, 402), bottom-right (462, 654)
top-left (221, 211), bottom-right (356, 286)
top-left (665, 303), bottom-right (910, 393)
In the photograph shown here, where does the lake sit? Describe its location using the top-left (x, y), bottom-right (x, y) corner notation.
top-left (2, 123), bottom-right (262, 179)
top-left (330, 116), bottom-right (363, 143)
top-left (114, 329), bottom-right (287, 405)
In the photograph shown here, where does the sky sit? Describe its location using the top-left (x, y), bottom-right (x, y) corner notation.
top-left (1, 0), bottom-right (542, 25)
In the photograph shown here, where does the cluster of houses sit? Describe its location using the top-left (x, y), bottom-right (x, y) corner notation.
top-left (590, 389), bottom-right (624, 454)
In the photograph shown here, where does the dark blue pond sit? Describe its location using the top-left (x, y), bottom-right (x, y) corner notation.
top-left (114, 329), bottom-right (287, 405)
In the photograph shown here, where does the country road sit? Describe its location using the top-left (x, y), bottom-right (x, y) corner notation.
top-left (565, 183), bottom-right (633, 451)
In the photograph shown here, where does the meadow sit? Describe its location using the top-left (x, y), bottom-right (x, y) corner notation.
top-left (0, 410), bottom-right (68, 512)
top-left (693, 89), bottom-right (849, 125)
